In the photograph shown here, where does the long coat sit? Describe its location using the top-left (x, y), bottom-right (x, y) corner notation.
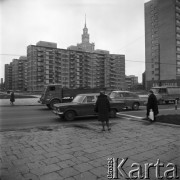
top-left (95, 94), bottom-right (110, 122)
top-left (147, 93), bottom-right (159, 116)
top-left (10, 92), bottom-right (15, 102)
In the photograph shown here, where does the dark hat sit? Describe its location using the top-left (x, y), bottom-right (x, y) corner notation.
top-left (149, 90), bottom-right (153, 93)
top-left (100, 91), bottom-right (105, 95)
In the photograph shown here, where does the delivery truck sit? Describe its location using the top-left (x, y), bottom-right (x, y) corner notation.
top-left (38, 84), bottom-right (106, 109)
top-left (150, 86), bottom-right (180, 104)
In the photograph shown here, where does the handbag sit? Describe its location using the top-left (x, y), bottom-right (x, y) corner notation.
top-left (149, 109), bottom-right (154, 121)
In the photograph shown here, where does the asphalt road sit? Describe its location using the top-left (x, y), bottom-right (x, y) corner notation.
top-left (0, 106), bottom-right (62, 131)
top-left (0, 104), bottom-right (179, 131)
top-left (0, 106), bottom-right (104, 131)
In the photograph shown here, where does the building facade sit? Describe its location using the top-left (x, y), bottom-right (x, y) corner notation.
top-left (145, 0), bottom-right (180, 89)
top-left (27, 41), bottom-right (125, 91)
top-left (12, 56), bottom-right (27, 91)
top-left (4, 63), bottom-right (12, 90)
top-left (125, 75), bottom-right (138, 90)
top-left (5, 57), bottom-right (27, 91)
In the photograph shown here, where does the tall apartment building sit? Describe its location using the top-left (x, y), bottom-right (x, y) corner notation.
top-left (125, 75), bottom-right (138, 90)
top-left (145, 0), bottom-right (180, 89)
top-left (4, 56), bottom-right (27, 91)
top-left (12, 56), bottom-right (27, 91)
top-left (27, 41), bottom-right (125, 91)
top-left (4, 63), bottom-right (12, 90)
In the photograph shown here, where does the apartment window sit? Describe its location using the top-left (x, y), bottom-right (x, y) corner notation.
top-left (176, 6), bottom-right (180, 11)
top-left (152, 39), bottom-right (158, 45)
top-left (177, 61), bottom-right (180, 65)
top-left (177, 68), bottom-right (180, 74)
top-left (176, 12), bottom-right (180, 17)
top-left (152, 27), bottom-right (158, 33)
top-left (177, 33), bottom-right (180, 38)
top-left (176, 20), bottom-right (180, 24)
top-left (177, 54), bottom-right (180, 59)
top-left (177, 47), bottom-right (180, 51)
top-left (152, 45), bottom-right (159, 50)
top-left (177, 26), bottom-right (180, 31)
top-left (177, 40), bottom-right (180, 45)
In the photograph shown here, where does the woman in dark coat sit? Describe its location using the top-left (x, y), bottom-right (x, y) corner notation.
top-left (95, 91), bottom-right (111, 131)
top-left (10, 91), bottom-right (15, 105)
top-left (146, 90), bottom-right (159, 120)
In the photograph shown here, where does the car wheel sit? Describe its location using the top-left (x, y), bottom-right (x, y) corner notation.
top-left (109, 109), bottom-right (116, 118)
top-left (64, 111), bottom-right (75, 121)
top-left (132, 103), bottom-right (139, 110)
top-left (50, 99), bottom-right (60, 109)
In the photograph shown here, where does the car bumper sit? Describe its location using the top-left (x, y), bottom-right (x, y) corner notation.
top-left (53, 110), bottom-right (64, 115)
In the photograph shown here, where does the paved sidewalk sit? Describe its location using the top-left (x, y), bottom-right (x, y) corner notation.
top-left (0, 98), bottom-right (40, 106)
top-left (0, 119), bottom-right (180, 180)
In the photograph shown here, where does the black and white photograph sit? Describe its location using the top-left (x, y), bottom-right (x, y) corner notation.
top-left (0, 0), bottom-right (180, 179)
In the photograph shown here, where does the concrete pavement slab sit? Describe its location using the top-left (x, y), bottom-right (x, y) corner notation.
top-left (0, 119), bottom-right (180, 180)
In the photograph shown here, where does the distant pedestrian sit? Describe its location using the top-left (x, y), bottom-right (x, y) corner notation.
top-left (10, 91), bottom-right (15, 105)
top-left (145, 90), bottom-right (159, 121)
top-left (95, 91), bottom-right (111, 131)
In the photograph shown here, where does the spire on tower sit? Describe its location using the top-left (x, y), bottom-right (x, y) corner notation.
top-left (85, 14), bottom-right (86, 28)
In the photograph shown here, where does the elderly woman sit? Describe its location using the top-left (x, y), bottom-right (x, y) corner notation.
top-left (95, 91), bottom-right (111, 131)
top-left (146, 90), bottom-right (159, 121)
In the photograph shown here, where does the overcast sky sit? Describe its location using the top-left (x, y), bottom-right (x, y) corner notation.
top-left (0, 0), bottom-right (150, 83)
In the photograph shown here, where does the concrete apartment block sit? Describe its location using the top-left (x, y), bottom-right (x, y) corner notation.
top-left (145, 0), bottom-right (180, 89)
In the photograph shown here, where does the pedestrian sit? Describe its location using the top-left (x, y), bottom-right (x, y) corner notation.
top-left (94, 91), bottom-right (111, 131)
top-left (10, 91), bottom-right (15, 105)
top-left (145, 90), bottom-right (159, 121)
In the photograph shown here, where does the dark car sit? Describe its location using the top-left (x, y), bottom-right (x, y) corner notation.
top-left (53, 93), bottom-right (125, 120)
top-left (109, 91), bottom-right (145, 110)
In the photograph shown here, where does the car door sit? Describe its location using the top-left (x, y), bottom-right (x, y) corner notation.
top-left (123, 92), bottom-right (137, 107)
top-left (76, 95), bottom-right (96, 116)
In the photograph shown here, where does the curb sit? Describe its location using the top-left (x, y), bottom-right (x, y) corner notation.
top-left (117, 114), bottom-right (180, 128)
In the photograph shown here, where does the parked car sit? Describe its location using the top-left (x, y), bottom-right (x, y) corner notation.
top-left (109, 91), bottom-right (145, 110)
top-left (53, 93), bottom-right (125, 121)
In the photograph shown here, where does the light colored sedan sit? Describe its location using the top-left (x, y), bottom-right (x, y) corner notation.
top-left (109, 91), bottom-right (145, 110)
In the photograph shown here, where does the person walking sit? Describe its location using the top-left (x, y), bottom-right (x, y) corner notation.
top-left (146, 90), bottom-right (159, 121)
top-left (10, 91), bottom-right (15, 105)
top-left (95, 91), bottom-right (111, 131)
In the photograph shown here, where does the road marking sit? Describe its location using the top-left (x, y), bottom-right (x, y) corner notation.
top-left (117, 113), bottom-right (143, 119)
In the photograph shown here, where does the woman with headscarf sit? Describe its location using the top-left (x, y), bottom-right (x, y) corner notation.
top-left (95, 91), bottom-right (111, 131)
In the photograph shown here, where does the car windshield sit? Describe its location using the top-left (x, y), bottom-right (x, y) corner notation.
top-left (109, 92), bottom-right (117, 98)
top-left (151, 88), bottom-right (159, 94)
top-left (72, 95), bottom-right (85, 103)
